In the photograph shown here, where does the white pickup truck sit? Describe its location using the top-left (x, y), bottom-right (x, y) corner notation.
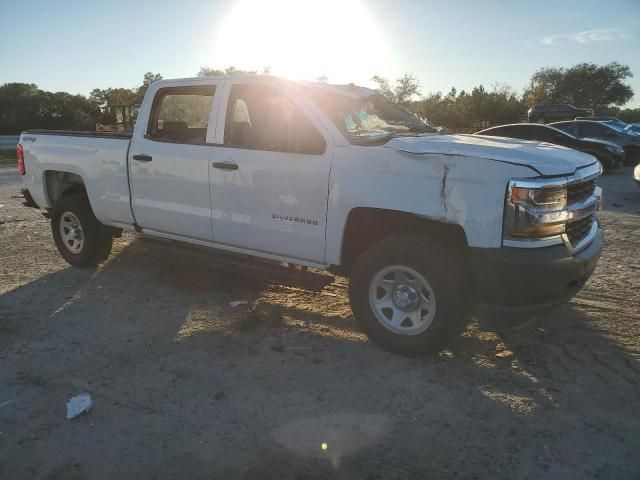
top-left (17, 75), bottom-right (604, 355)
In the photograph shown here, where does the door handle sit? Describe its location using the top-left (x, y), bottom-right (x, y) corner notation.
top-left (133, 154), bottom-right (153, 162)
top-left (212, 162), bottom-right (239, 171)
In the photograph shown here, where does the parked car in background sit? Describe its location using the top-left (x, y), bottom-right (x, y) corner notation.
top-left (551, 120), bottom-right (640, 164)
top-left (528, 104), bottom-right (593, 123)
top-left (575, 116), bottom-right (627, 128)
top-left (623, 123), bottom-right (640, 136)
top-left (474, 123), bottom-right (624, 169)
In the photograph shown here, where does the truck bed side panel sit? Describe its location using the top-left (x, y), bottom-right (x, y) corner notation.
top-left (20, 133), bottom-right (134, 226)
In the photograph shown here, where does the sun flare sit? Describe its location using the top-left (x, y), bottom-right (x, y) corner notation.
top-left (212, 0), bottom-right (390, 84)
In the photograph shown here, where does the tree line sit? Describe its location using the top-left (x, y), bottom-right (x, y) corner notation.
top-left (374, 62), bottom-right (637, 131)
top-left (0, 62), bottom-right (637, 135)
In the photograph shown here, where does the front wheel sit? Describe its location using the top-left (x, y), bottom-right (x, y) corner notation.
top-left (349, 235), bottom-right (471, 356)
top-left (51, 194), bottom-right (113, 268)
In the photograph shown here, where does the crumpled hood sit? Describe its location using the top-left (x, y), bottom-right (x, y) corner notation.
top-left (383, 134), bottom-right (597, 176)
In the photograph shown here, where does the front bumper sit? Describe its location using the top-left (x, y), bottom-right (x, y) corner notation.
top-left (471, 226), bottom-right (604, 331)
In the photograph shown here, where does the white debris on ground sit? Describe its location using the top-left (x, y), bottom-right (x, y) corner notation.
top-left (229, 300), bottom-right (248, 308)
top-left (66, 393), bottom-right (93, 419)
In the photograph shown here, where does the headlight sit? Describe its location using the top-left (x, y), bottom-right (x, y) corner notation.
top-left (504, 182), bottom-right (567, 240)
top-left (510, 185), bottom-right (567, 210)
top-left (504, 164), bottom-right (602, 249)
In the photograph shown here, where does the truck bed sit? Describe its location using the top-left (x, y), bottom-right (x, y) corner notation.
top-left (25, 129), bottom-right (133, 139)
top-left (20, 130), bottom-right (134, 227)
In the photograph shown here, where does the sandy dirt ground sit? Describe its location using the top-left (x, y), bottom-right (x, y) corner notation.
top-left (0, 165), bottom-right (639, 479)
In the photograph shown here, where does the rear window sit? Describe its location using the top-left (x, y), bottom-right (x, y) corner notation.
top-left (552, 122), bottom-right (574, 134)
top-left (147, 85), bottom-right (216, 145)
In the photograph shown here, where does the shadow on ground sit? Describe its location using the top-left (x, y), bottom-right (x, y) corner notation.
top-left (0, 236), bottom-right (639, 479)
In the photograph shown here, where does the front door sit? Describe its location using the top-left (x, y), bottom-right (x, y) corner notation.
top-left (129, 83), bottom-right (221, 241)
top-left (209, 82), bottom-right (332, 263)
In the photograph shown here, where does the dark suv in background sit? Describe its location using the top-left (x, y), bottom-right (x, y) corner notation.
top-left (551, 120), bottom-right (640, 164)
top-left (528, 104), bottom-right (594, 123)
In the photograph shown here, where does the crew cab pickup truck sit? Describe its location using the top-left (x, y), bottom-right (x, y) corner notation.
top-left (17, 75), bottom-right (604, 356)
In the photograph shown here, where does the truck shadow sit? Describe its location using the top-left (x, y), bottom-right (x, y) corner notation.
top-left (1, 234), bottom-right (639, 479)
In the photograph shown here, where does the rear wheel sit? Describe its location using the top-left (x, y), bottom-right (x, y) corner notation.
top-left (348, 235), bottom-right (471, 356)
top-left (51, 194), bottom-right (112, 268)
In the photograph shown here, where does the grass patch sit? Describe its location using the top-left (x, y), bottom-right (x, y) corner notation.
top-left (0, 150), bottom-right (17, 165)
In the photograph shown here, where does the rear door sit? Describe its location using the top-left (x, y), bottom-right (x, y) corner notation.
top-left (129, 82), bottom-right (223, 241)
top-left (208, 80), bottom-right (332, 263)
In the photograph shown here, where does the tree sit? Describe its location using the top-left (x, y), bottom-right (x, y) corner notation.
top-left (0, 83), bottom-right (101, 133)
top-left (136, 72), bottom-right (163, 103)
top-left (618, 108), bottom-right (640, 123)
top-left (523, 62), bottom-right (634, 114)
top-left (371, 74), bottom-right (421, 106)
top-left (418, 84), bottom-right (526, 131)
top-left (0, 83), bottom-right (43, 134)
top-left (197, 66), bottom-right (258, 77)
top-left (89, 87), bottom-right (137, 124)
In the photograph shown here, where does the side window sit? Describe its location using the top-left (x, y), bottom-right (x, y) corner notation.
top-left (532, 127), bottom-right (555, 142)
top-left (553, 123), bottom-right (574, 135)
top-left (486, 127), bottom-right (508, 137)
top-left (224, 84), bottom-right (326, 154)
top-left (147, 85), bottom-right (216, 144)
top-left (508, 127), bottom-right (533, 140)
top-left (579, 123), bottom-right (606, 137)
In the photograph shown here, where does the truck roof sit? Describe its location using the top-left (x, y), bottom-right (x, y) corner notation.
top-left (151, 75), bottom-right (378, 99)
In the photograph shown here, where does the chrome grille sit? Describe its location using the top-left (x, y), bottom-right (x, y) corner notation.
top-left (566, 214), bottom-right (594, 246)
top-left (567, 179), bottom-right (596, 204)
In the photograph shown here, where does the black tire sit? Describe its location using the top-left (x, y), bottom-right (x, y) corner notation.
top-left (348, 234), bottom-right (471, 357)
top-left (586, 151), bottom-right (617, 170)
top-left (51, 194), bottom-right (113, 268)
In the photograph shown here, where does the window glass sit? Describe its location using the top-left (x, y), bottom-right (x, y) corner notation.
top-left (579, 122), bottom-right (607, 137)
top-left (224, 84), bottom-right (326, 154)
top-left (305, 87), bottom-right (433, 145)
top-left (533, 127), bottom-right (570, 144)
top-left (504, 127), bottom-right (531, 140)
top-left (483, 127), bottom-right (508, 137)
top-left (552, 122), bottom-right (574, 134)
top-left (147, 85), bottom-right (215, 144)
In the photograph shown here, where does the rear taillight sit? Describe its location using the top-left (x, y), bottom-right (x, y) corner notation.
top-left (17, 144), bottom-right (25, 175)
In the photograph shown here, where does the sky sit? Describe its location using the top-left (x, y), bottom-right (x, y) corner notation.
top-left (1, 0), bottom-right (639, 107)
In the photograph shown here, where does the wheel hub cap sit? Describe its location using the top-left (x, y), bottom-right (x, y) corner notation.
top-left (368, 265), bottom-right (437, 336)
top-left (392, 283), bottom-right (420, 311)
top-left (59, 212), bottom-right (84, 254)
